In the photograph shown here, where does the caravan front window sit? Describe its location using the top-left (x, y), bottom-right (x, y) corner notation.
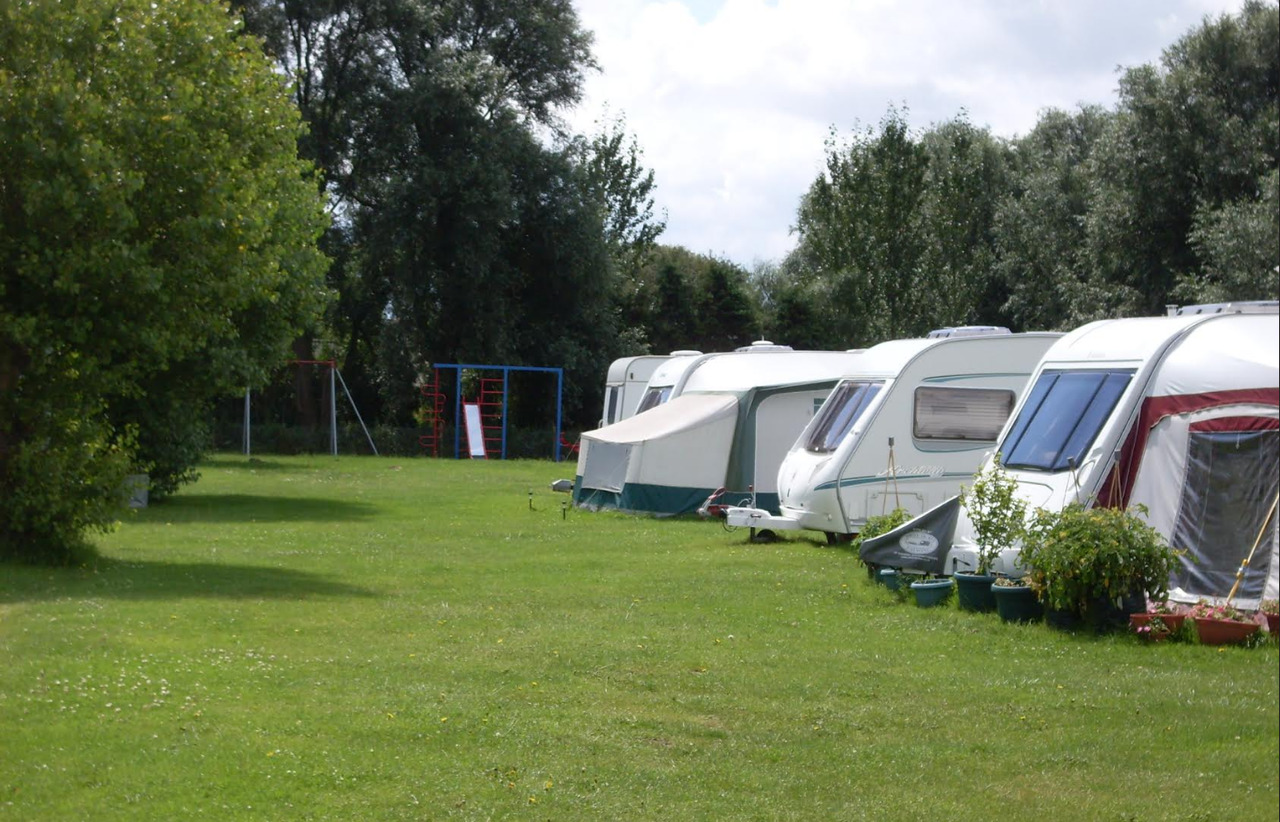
top-left (804, 380), bottom-right (883, 453)
top-left (1000, 369), bottom-right (1134, 471)
top-left (635, 385), bottom-right (672, 414)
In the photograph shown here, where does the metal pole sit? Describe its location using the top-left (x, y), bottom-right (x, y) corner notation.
top-left (329, 364), bottom-right (338, 456)
top-left (555, 368), bottom-right (564, 462)
top-left (243, 387), bottom-right (251, 456)
top-left (453, 368), bottom-right (463, 459)
top-left (501, 368), bottom-right (509, 460)
top-left (335, 368), bottom-right (378, 456)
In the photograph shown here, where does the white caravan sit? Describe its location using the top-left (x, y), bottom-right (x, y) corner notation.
top-left (630, 352), bottom-right (709, 416)
top-left (600, 352), bottom-right (700, 427)
top-left (938, 305), bottom-right (1279, 608)
top-left (724, 330), bottom-right (1061, 541)
top-left (572, 347), bottom-right (865, 516)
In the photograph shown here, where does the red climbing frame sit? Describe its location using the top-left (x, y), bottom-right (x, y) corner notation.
top-left (417, 369), bottom-right (447, 457)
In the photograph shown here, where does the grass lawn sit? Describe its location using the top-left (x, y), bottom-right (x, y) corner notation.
top-left (2, 454), bottom-right (1277, 820)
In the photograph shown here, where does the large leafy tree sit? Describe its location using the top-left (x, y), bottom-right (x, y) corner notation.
top-left (792, 108), bottom-right (928, 347)
top-left (0, 0), bottom-right (329, 560)
top-left (994, 106), bottom-right (1113, 331)
top-left (915, 116), bottom-right (1012, 329)
top-left (234, 0), bottom-right (621, 429)
top-left (791, 108), bottom-right (1012, 347)
top-left (1084, 0), bottom-right (1279, 316)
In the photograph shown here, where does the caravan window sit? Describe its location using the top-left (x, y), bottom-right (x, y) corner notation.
top-left (635, 385), bottom-right (672, 414)
top-left (804, 380), bottom-right (883, 453)
top-left (913, 387), bottom-right (1015, 441)
top-left (604, 387), bottom-right (620, 425)
top-left (1000, 369), bottom-right (1134, 471)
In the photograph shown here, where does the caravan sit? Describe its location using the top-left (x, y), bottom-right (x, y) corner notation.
top-left (724, 330), bottom-right (1061, 540)
top-left (629, 351), bottom-right (707, 416)
top-left (572, 347), bottom-right (865, 516)
top-left (599, 352), bottom-right (700, 427)
top-left (931, 305), bottom-right (1279, 607)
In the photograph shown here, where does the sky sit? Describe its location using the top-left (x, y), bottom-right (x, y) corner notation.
top-left (564, 0), bottom-right (1246, 269)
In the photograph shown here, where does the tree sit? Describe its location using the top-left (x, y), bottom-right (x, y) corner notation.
top-left (575, 112), bottom-right (667, 281)
top-left (0, 0), bottom-right (329, 561)
top-left (694, 258), bottom-right (760, 351)
top-left (1084, 1), bottom-right (1279, 316)
top-left (915, 115), bottom-right (1013, 330)
top-left (233, 0), bottom-right (620, 429)
top-left (994, 106), bottom-right (1112, 330)
top-left (1178, 169), bottom-right (1280, 303)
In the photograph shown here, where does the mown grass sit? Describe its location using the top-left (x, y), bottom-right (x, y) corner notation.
top-left (2, 454), bottom-right (1276, 821)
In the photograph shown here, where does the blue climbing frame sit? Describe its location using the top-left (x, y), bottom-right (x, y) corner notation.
top-left (432, 363), bottom-right (567, 462)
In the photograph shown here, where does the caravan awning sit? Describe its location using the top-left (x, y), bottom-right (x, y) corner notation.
top-left (584, 393), bottom-right (739, 444)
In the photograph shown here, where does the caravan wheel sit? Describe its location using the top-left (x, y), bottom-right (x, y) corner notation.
top-left (825, 532), bottom-right (854, 545)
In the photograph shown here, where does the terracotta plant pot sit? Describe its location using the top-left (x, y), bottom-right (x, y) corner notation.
top-left (1264, 612), bottom-right (1278, 636)
top-left (1193, 617), bottom-right (1259, 646)
top-left (1130, 613), bottom-right (1186, 634)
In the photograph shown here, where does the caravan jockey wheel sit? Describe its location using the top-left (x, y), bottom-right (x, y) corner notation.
top-left (750, 529), bottom-right (778, 544)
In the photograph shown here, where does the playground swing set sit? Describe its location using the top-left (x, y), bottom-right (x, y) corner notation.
top-left (417, 363), bottom-right (571, 462)
top-left (241, 359), bottom-right (378, 457)
top-left (242, 360), bottom-right (570, 461)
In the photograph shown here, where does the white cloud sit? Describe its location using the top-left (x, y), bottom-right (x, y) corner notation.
top-left (567, 0), bottom-right (1245, 267)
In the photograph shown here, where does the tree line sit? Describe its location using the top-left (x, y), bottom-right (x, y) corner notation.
top-left (2, 0), bottom-right (1276, 561)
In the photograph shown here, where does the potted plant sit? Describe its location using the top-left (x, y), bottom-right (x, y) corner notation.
top-left (991, 575), bottom-right (1042, 623)
top-left (955, 460), bottom-right (1026, 612)
top-left (1019, 503), bottom-right (1178, 633)
top-left (1260, 599), bottom-right (1279, 636)
top-left (1131, 614), bottom-right (1176, 642)
top-left (1129, 600), bottom-right (1186, 635)
top-left (1188, 600), bottom-right (1260, 646)
top-left (909, 574), bottom-right (954, 608)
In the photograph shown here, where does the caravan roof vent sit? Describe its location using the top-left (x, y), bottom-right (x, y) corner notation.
top-left (735, 340), bottom-right (794, 352)
top-left (1172, 301), bottom-right (1279, 316)
top-left (668, 349), bottom-right (703, 356)
top-left (926, 326), bottom-right (1011, 339)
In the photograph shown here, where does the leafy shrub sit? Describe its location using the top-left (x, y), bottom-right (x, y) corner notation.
top-left (0, 411), bottom-right (133, 564)
top-left (851, 507), bottom-right (913, 566)
top-left (1019, 503), bottom-right (1178, 619)
top-left (960, 459), bottom-right (1027, 574)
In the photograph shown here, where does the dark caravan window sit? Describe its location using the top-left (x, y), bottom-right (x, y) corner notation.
top-left (634, 385), bottom-right (672, 415)
top-left (1000, 370), bottom-right (1134, 471)
top-left (604, 386), bottom-right (620, 425)
top-left (804, 381), bottom-right (883, 453)
top-left (1172, 426), bottom-right (1279, 601)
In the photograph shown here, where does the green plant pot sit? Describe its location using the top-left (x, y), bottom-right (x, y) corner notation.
top-left (910, 578), bottom-right (954, 608)
top-left (991, 584), bottom-right (1043, 623)
top-left (954, 572), bottom-right (998, 612)
top-left (878, 568), bottom-right (900, 591)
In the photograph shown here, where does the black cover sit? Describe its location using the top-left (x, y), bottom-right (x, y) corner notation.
top-left (858, 496), bottom-right (961, 575)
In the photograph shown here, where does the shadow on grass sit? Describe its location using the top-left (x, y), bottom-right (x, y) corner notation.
top-left (0, 557), bottom-right (376, 604)
top-left (143, 493), bottom-right (378, 524)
